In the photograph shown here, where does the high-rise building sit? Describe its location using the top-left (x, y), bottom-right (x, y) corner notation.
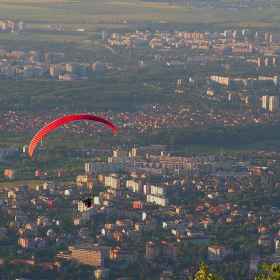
top-left (274, 76), bottom-right (280, 86)
top-left (233, 30), bottom-right (242, 40)
top-left (113, 148), bottom-right (127, 158)
top-left (105, 175), bottom-right (120, 189)
top-left (255, 31), bottom-right (264, 40)
top-left (68, 244), bottom-right (110, 267)
top-left (2, 22), bottom-right (7, 30)
top-left (224, 30), bottom-right (232, 38)
top-left (265, 32), bottom-right (270, 43)
top-left (161, 241), bottom-right (178, 258)
top-left (265, 57), bottom-right (271, 66)
top-left (92, 61), bottom-right (105, 72)
top-left (50, 65), bottom-right (61, 77)
top-left (258, 58), bottom-right (263, 68)
top-left (23, 66), bottom-right (43, 78)
top-left (126, 180), bottom-right (143, 193)
top-left (19, 21), bottom-right (26, 30)
top-left (262, 95), bottom-right (270, 109)
top-left (109, 247), bottom-right (137, 263)
top-left (270, 34), bottom-right (280, 43)
top-left (102, 30), bottom-right (108, 40)
top-left (242, 29), bottom-right (251, 37)
top-left (145, 241), bottom-right (178, 260)
top-left (269, 96), bottom-right (279, 112)
top-left (66, 63), bottom-right (77, 74)
top-left (85, 162), bottom-right (126, 173)
top-left (146, 242), bottom-right (160, 260)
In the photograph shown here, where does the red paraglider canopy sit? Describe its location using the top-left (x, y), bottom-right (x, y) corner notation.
top-left (28, 114), bottom-right (118, 157)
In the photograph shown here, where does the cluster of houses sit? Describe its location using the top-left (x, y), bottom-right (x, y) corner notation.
top-left (1, 144), bottom-right (280, 279)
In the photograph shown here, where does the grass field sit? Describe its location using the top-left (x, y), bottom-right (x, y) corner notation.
top-left (28, 22), bottom-right (140, 30)
top-left (0, 32), bottom-right (90, 42)
top-left (0, 0), bottom-right (278, 3)
top-left (0, 179), bottom-right (75, 189)
top-left (0, 1), bottom-right (279, 29)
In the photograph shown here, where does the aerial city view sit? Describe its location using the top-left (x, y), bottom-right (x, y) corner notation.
top-left (2, 0), bottom-right (280, 279)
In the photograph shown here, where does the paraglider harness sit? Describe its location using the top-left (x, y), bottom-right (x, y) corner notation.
top-left (80, 195), bottom-right (94, 208)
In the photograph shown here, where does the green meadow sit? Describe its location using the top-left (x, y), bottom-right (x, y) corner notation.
top-left (0, 179), bottom-right (75, 189)
top-left (0, 32), bottom-right (90, 42)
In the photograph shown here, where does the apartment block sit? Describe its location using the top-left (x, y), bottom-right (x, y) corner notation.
top-left (85, 162), bottom-right (126, 173)
top-left (147, 194), bottom-right (169, 206)
top-left (4, 169), bottom-right (20, 179)
top-left (69, 244), bottom-right (110, 267)
top-left (269, 96), bottom-right (279, 112)
top-left (109, 247), bottom-right (137, 263)
top-left (18, 237), bottom-right (34, 248)
top-left (145, 241), bottom-right (178, 260)
top-left (105, 175), bottom-right (120, 189)
top-left (126, 179), bottom-right (143, 193)
top-left (208, 245), bottom-right (233, 261)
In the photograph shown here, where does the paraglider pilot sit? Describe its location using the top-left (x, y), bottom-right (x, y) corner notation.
top-left (80, 195), bottom-right (94, 208)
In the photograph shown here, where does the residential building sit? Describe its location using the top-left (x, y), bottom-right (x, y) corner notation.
top-left (18, 237), bottom-right (34, 248)
top-left (105, 174), bottom-right (120, 189)
top-left (208, 246), bottom-right (233, 261)
top-left (269, 96), bottom-right (279, 112)
top-left (145, 241), bottom-right (178, 260)
top-left (4, 169), bottom-right (20, 179)
top-left (102, 30), bottom-right (108, 40)
top-left (76, 173), bottom-right (94, 189)
top-left (85, 162), bottom-right (126, 173)
top-left (92, 61), bottom-right (105, 72)
top-left (133, 200), bottom-right (143, 209)
top-left (50, 65), bottom-right (61, 77)
top-left (147, 194), bottom-right (169, 206)
top-left (161, 241), bottom-right (178, 258)
top-left (126, 180), bottom-right (143, 193)
top-left (69, 244), bottom-right (110, 267)
top-left (113, 148), bottom-right (127, 158)
top-left (18, 21), bottom-right (26, 30)
top-left (109, 247), bottom-right (137, 263)
top-left (146, 242), bottom-right (160, 260)
top-left (258, 235), bottom-right (271, 247)
top-left (94, 268), bottom-right (110, 280)
top-left (135, 220), bottom-right (156, 231)
top-left (262, 95), bottom-right (270, 110)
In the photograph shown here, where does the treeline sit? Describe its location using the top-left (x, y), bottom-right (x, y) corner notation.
top-left (0, 79), bottom-right (163, 112)
top-left (135, 123), bottom-right (280, 147)
top-left (0, 64), bottom-right (274, 113)
top-left (0, 262), bottom-right (93, 280)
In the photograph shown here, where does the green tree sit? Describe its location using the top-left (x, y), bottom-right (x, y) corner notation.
top-left (190, 263), bottom-right (221, 280)
top-left (255, 264), bottom-right (280, 280)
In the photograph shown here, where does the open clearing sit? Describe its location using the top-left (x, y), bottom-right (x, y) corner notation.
top-left (0, 179), bottom-right (74, 189)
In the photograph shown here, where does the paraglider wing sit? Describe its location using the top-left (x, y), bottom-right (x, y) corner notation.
top-left (28, 114), bottom-right (118, 157)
